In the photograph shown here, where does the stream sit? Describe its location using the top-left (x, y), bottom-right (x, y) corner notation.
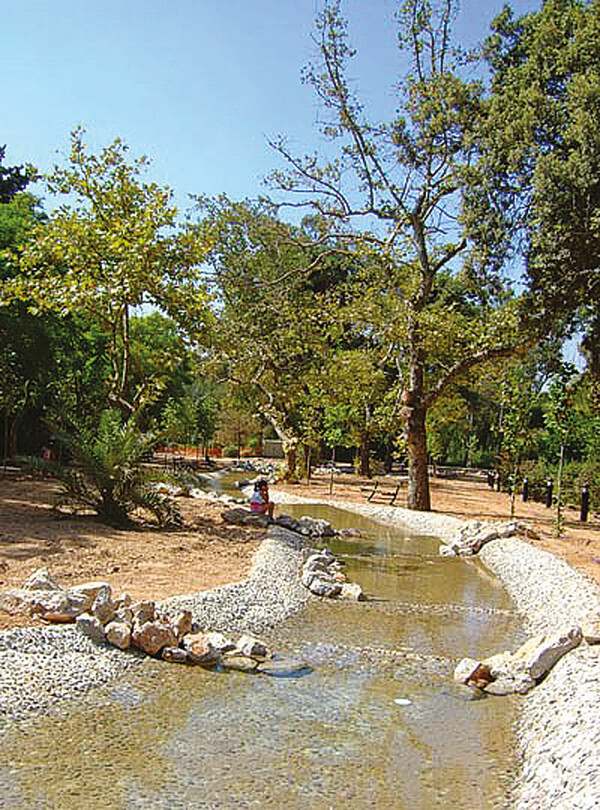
top-left (0, 485), bottom-right (524, 808)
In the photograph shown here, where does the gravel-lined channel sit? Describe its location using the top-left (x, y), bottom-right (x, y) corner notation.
top-left (0, 490), bottom-right (597, 808)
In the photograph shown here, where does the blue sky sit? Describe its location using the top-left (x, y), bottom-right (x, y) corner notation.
top-left (3, 0), bottom-right (541, 213)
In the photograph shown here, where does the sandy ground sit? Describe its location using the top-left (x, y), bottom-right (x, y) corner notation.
top-left (2, 467), bottom-right (600, 632)
top-left (0, 476), bottom-right (262, 631)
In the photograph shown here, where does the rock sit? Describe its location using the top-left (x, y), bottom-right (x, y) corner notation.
top-left (307, 577), bottom-right (342, 598)
top-left (22, 567), bottom-right (62, 592)
top-left (220, 653), bottom-right (260, 673)
top-left (114, 592), bottom-right (133, 609)
top-left (456, 627), bottom-right (583, 695)
top-left (439, 544), bottom-right (457, 557)
top-left (162, 647), bottom-right (190, 664)
top-left (297, 516), bottom-right (336, 537)
top-left (131, 601), bottom-right (156, 627)
top-left (105, 620), bottom-right (132, 650)
top-left (582, 618), bottom-right (600, 644)
top-left (174, 610), bottom-right (193, 641)
top-left (339, 582), bottom-right (365, 601)
top-left (512, 626), bottom-right (582, 680)
top-left (339, 528), bottom-right (361, 537)
top-left (257, 657), bottom-right (313, 677)
top-left (76, 612), bottom-right (107, 644)
top-left (91, 589), bottom-right (116, 626)
top-left (236, 634), bottom-right (269, 658)
top-left (444, 518), bottom-right (538, 556)
top-left (183, 632), bottom-right (219, 664)
top-left (114, 606), bottom-right (134, 627)
top-left (132, 621), bottom-right (178, 656)
top-left (30, 590), bottom-right (89, 621)
top-left (69, 581), bottom-right (111, 611)
top-left (454, 658), bottom-right (494, 689)
top-left (182, 631), bottom-right (234, 664)
top-left (204, 631), bottom-right (236, 655)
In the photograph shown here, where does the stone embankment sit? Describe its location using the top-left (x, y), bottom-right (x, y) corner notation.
top-left (272, 491), bottom-right (600, 810)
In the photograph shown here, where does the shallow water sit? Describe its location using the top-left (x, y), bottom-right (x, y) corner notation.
top-left (0, 501), bottom-right (523, 808)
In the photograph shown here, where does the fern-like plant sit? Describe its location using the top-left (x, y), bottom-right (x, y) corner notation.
top-left (52, 409), bottom-right (181, 528)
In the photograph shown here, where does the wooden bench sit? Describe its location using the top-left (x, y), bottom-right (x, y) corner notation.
top-left (361, 478), bottom-right (404, 506)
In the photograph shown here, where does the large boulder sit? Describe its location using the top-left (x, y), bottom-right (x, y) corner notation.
top-left (441, 519), bottom-right (540, 557)
top-left (70, 581), bottom-right (111, 611)
top-left (454, 626), bottom-right (583, 695)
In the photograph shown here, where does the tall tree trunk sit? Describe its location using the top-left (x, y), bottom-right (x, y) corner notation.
top-left (359, 431), bottom-right (371, 478)
top-left (404, 398), bottom-right (430, 510)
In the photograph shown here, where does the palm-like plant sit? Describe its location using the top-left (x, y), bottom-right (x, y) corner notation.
top-left (53, 409), bottom-right (181, 527)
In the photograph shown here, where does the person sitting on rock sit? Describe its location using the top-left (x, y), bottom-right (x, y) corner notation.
top-left (249, 480), bottom-right (274, 520)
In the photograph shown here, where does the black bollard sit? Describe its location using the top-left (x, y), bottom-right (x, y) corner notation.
top-left (522, 477), bottom-right (529, 502)
top-left (545, 478), bottom-right (553, 508)
top-left (581, 484), bottom-right (590, 523)
top-left (496, 471), bottom-right (502, 492)
top-left (488, 471), bottom-right (495, 489)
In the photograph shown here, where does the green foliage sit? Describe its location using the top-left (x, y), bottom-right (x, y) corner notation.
top-left (0, 146), bottom-right (36, 203)
top-left (6, 129), bottom-right (210, 416)
top-left (52, 409), bottom-right (181, 528)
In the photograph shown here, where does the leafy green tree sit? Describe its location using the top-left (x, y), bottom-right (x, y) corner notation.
top-left (0, 146), bottom-right (35, 203)
top-left (6, 129), bottom-right (210, 416)
top-left (196, 196), bottom-right (344, 479)
top-left (473, 0), bottom-right (600, 370)
top-left (543, 366), bottom-right (579, 536)
top-left (268, 0), bottom-right (527, 509)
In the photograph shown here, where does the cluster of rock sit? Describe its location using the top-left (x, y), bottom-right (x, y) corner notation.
top-left (0, 567), bottom-right (309, 674)
top-left (0, 567), bottom-right (118, 624)
top-left (439, 518), bottom-right (539, 557)
top-left (454, 624), bottom-right (599, 695)
top-left (301, 548), bottom-right (364, 600)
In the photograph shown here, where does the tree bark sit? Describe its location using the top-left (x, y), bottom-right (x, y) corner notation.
top-left (402, 393), bottom-right (431, 511)
top-left (359, 431), bottom-right (371, 478)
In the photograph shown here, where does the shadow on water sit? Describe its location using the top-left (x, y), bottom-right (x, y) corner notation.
top-left (0, 498), bottom-right (524, 808)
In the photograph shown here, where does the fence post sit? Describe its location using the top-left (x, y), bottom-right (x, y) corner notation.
top-left (522, 477), bottom-right (529, 502)
top-left (580, 484), bottom-right (590, 523)
top-left (545, 478), bottom-right (553, 508)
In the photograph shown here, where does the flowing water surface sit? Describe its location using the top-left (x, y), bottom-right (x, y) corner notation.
top-left (0, 495), bottom-right (524, 808)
